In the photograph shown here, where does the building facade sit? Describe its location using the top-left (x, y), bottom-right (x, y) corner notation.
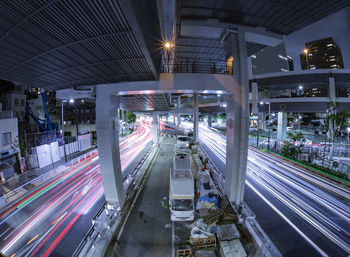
top-left (300, 37), bottom-right (344, 70)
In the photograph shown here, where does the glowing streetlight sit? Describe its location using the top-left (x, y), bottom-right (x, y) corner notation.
top-left (69, 98), bottom-right (75, 103)
top-left (304, 48), bottom-right (308, 54)
top-left (299, 85), bottom-right (303, 90)
top-left (164, 42), bottom-right (171, 49)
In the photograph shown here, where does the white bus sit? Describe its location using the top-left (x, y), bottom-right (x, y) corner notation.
top-left (169, 153), bottom-right (194, 221)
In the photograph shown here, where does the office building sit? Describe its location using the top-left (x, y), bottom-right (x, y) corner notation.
top-left (300, 37), bottom-right (344, 69)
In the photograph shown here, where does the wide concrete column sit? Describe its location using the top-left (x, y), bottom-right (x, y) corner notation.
top-left (177, 96), bottom-right (182, 109)
top-left (207, 114), bottom-right (212, 128)
top-left (329, 76), bottom-right (336, 101)
top-left (225, 30), bottom-right (249, 208)
top-left (193, 93), bottom-right (199, 143)
top-left (96, 87), bottom-right (124, 207)
top-left (251, 82), bottom-right (258, 115)
top-left (176, 114), bottom-right (181, 128)
top-left (258, 112), bottom-right (266, 130)
top-left (277, 112), bottom-right (287, 141)
top-left (152, 112), bottom-right (159, 145)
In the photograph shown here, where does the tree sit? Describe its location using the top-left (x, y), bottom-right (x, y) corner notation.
top-left (280, 142), bottom-right (298, 159)
top-left (126, 111), bottom-right (136, 124)
top-left (280, 131), bottom-right (305, 159)
top-left (288, 131), bottom-right (305, 155)
top-left (325, 102), bottom-right (349, 160)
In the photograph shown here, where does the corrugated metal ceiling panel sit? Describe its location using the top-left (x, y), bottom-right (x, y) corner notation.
top-left (0, 0), bottom-right (156, 89)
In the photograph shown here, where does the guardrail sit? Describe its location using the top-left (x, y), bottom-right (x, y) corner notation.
top-left (0, 149), bottom-right (98, 208)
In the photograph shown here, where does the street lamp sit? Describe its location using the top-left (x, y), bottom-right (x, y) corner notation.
top-left (61, 99), bottom-right (74, 163)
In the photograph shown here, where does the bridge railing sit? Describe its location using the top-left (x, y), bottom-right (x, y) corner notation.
top-left (161, 58), bottom-right (230, 75)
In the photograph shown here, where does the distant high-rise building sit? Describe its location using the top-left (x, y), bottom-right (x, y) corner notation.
top-left (300, 37), bottom-right (344, 70)
top-left (251, 42), bottom-right (293, 75)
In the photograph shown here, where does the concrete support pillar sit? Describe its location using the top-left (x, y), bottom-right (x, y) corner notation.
top-left (251, 82), bottom-right (258, 115)
top-left (152, 112), bottom-right (158, 145)
top-left (207, 114), bottom-right (212, 128)
top-left (96, 87), bottom-right (124, 207)
top-left (120, 109), bottom-right (124, 122)
top-left (258, 112), bottom-right (266, 130)
top-left (225, 30), bottom-right (249, 208)
top-left (263, 89), bottom-right (270, 99)
top-left (176, 114), bottom-right (181, 128)
top-left (329, 76), bottom-right (336, 101)
top-left (247, 56), bottom-right (253, 79)
top-left (193, 93), bottom-right (199, 143)
top-left (177, 96), bottom-right (181, 109)
top-left (277, 112), bottom-right (287, 141)
top-left (123, 110), bottom-right (127, 122)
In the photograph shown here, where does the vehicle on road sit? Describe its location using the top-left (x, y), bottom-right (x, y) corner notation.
top-left (169, 153), bottom-right (194, 221)
top-left (176, 135), bottom-right (190, 149)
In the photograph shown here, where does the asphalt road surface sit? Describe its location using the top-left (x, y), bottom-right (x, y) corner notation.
top-left (181, 122), bottom-right (350, 257)
top-left (0, 120), bottom-right (153, 257)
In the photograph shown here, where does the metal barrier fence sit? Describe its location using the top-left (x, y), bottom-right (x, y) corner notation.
top-left (161, 58), bottom-right (229, 74)
top-left (25, 130), bottom-right (58, 147)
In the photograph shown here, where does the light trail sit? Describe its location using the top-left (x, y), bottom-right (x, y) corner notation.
top-left (0, 119), bottom-right (153, 256)
top-left (191, 122), bottom-right (350, 256)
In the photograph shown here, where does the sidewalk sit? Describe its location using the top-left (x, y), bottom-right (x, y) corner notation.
top-left (0, 146), bottom-right (97, 196)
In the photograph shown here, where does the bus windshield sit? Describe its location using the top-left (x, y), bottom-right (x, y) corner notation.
top-left (172, 199), bottom-right (193, 211)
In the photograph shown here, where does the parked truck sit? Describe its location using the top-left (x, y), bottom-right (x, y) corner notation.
top-left (169, 153), bottom-right (194, 221)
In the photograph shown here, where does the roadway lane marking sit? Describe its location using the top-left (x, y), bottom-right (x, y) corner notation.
top-left (246, 180), bottom-right (329, 257)
top-left (0, 226), bottom-right (11, 238)
top-left (26, 234), bottom-right (39, 245)
top-left (172, 221), bottom-right (175, 257)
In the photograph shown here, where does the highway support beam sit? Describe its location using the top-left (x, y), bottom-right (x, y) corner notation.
top-left (329, 76), bottom-right (336, 102)
top-left (193, 93), bottom-right (199, 143)
top-left (96, 87), bottom-right (125, 209)
top-left (251, 82), bottom-right (258, 115)
top-left (152, 112), bottom-right (159, 145)
top-left (225, 30), bottom-right (249, 209)
top-left (176, 114), bottom-right (181, 128)
top-left (277, 112), bottom-right (287, 142)
top-left (207, 114), bottom-right (212, 128)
